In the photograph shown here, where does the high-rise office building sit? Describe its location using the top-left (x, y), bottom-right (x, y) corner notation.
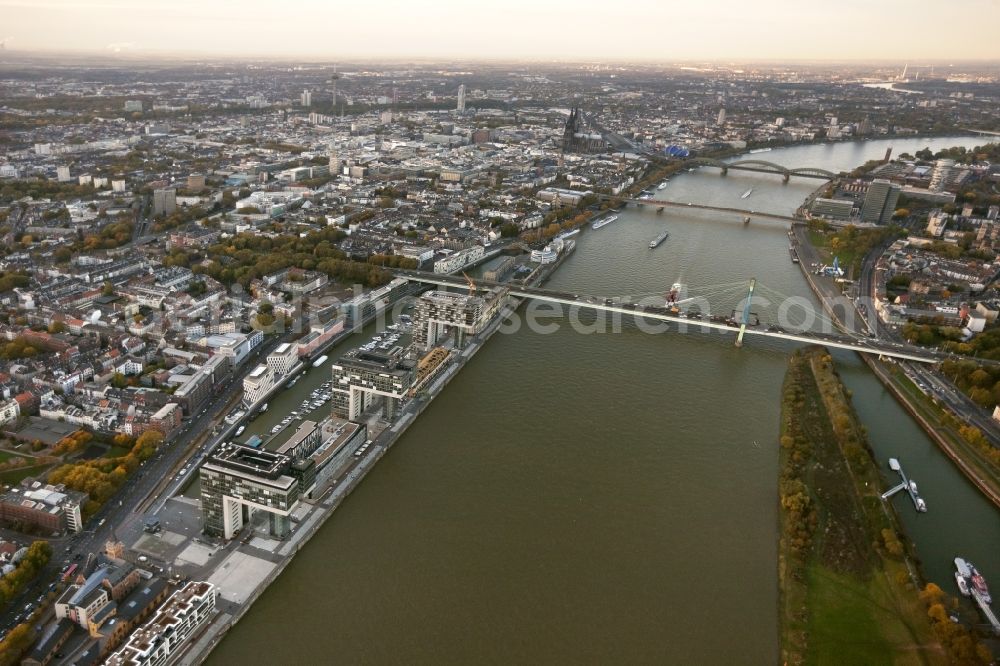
top-left (330, 349), bottom-right (414, 422)
top-left (300, 89), bottom-right (311, 107)
top-left (857, 114), bottom-right (872, 136)
top-left (717, 108), bottom-right (726, 125)
top-left (413, 289), bottom-right (508, 351)
top-left (929, 158), bottom-right (955, 191)
top-left (152, 188), bottom-right (176, 216)
top-left (860, 179), bottom-right (900, 225)
top-left (457, 84), bottom-right (466, 112)
top-left (200, 444), bottom-right (313, 539)
top-left (329, 70), bottom-right (340, 111)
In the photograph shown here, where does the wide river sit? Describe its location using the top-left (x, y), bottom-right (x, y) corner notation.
top-left (207, 136), bottom-right (998, 665)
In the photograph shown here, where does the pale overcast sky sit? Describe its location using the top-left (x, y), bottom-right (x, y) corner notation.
top-left (3, 0), bottom-right (999, 61)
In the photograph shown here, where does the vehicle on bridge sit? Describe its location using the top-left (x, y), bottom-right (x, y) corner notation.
top-left (392, 269), bottom-right (945, 364)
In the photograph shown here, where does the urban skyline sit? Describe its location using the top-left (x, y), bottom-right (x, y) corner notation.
top-left (3, 0), bottom-right (1000, 61)
top-left (0, 7), bottom-right (999, 663)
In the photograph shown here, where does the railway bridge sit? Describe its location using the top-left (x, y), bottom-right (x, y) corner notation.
top-left (686, 157), bottom-right (837, 182)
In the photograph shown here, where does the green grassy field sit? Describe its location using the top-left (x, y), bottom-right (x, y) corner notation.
top-left (805, 224), bottom-right (895, 278)
top-left (806, 563), bottom-right (893, 665)
top-left (805, 563), bottom-right (940, 666)
top-left (779, 348), bottom-right (949, 666)
top-left (808, 232), bottom-right (859, 275)
top-left (807, 228), bottom-right (827, 249)
top-left (0, 463), bottom-right (54, 485)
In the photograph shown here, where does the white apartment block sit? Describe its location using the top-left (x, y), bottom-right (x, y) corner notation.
top-left (266, 342), bottom-right (297, 378)
top-left (433, 245), bottom-right (485, 274)
top-left (104, 582), bottom-right (218, 666)
top-left (0, 398), bottom-right (19, 426)
top-left (242, 363), bottom-right (274, 406)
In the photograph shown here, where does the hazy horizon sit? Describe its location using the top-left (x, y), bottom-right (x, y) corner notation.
top-left (3, 0), bottom-right (999, 62)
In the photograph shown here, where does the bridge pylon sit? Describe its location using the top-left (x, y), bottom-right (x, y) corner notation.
top-left (735, 278), bottom-right (757, 348)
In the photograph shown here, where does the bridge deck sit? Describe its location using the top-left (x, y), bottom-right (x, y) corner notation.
top-left (598, 195), bottom-right (799, 223)
top-left (395, 271), bottom-right (940, 364)
top-left (972, 590), bottom-right (1000, 634)
top-left (725, 165), bottom-right (832, 179)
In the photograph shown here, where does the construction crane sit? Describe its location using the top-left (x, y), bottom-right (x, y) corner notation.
top-left (462, 272), bottom-right (476, 297)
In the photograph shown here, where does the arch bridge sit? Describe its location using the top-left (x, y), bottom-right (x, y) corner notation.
top-left (688, 158), bottom-right (837, 182)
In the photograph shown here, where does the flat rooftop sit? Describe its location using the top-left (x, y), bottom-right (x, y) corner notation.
top-left (312, 420), bottom-right (363, 469)
top-left (204, 443), bottom-right (290, 481)
top-left (9, 416), bottom-right (78, 446)
top-left (423, 289), bottom-right (479, 305)
top-left (276, 420), bottom-right (317, 456)
top-left (337, 349), bottom-right (414, 377)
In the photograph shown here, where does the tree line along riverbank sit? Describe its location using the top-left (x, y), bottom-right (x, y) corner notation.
top-left (778, 346), bottom-right (991, 665)
top-left (793, 221), bottom-right (1000, 506)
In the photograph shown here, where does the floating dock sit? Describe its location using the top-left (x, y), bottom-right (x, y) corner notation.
top-left (972, 588), bottom-right (1000, 635)
top-left (881, 457), bottom-right (927, 512)
top-left (955, 557), bottom-right (1000, 635)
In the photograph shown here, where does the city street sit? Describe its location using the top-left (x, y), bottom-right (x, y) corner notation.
top-left (0, 332), bottom-right (289, 634)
